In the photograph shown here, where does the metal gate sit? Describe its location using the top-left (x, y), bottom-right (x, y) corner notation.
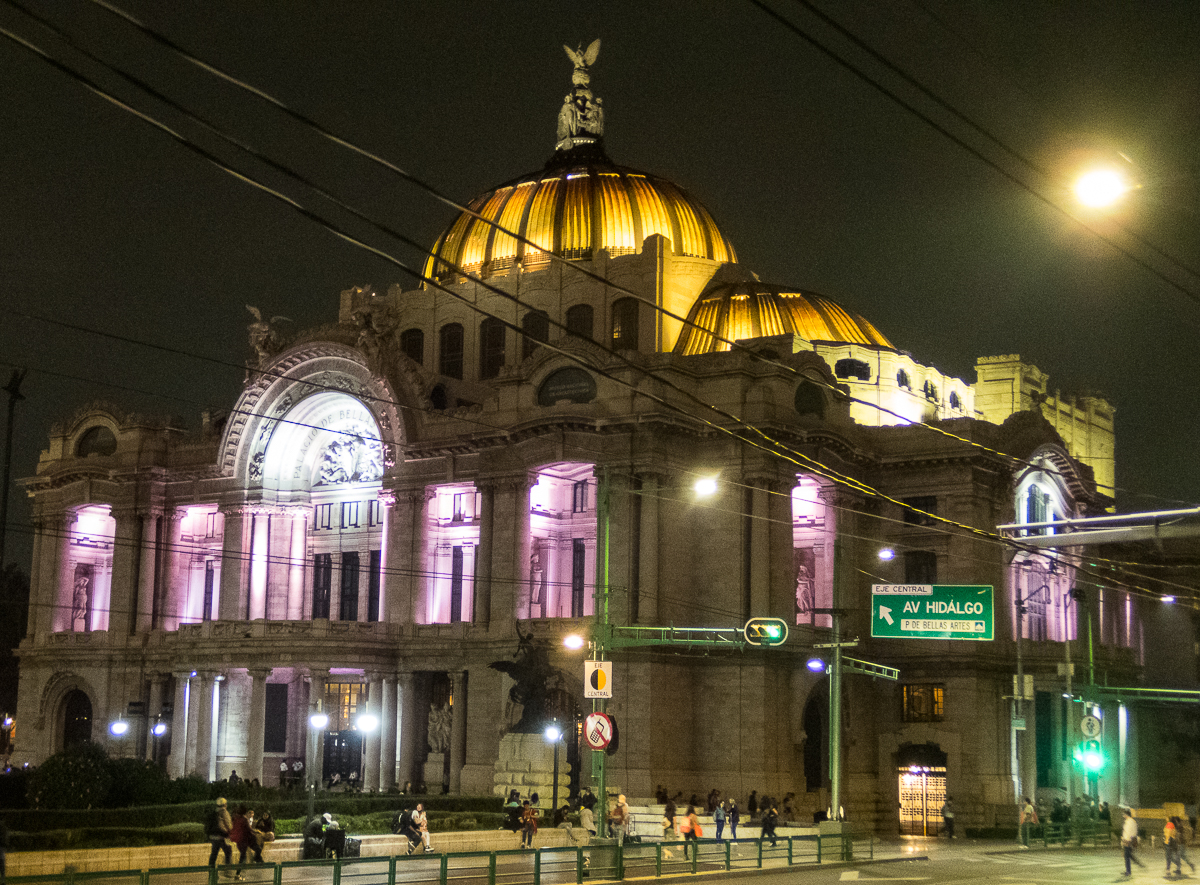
top-left (898, 765), bottom-right (946, 836)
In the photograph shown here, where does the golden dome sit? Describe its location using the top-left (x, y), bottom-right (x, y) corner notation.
top-left (674, 282), bottom-right (893, 355)
top-left (423, 155), bottom-right (737, 285)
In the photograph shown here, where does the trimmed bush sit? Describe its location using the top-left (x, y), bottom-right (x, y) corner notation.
top-left (26, 743), bottom-right (113, 810)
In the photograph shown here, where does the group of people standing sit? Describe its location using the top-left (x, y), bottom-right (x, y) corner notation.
top-left (206, 797), bottom-right (276, 878)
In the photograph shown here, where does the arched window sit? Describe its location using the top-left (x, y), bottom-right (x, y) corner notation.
top-left (794, 381), bottom-right (825, 417)
top-left (566, 304), bottom-right (594, 340)
top-left (76, 426), bottom-right (116, 457)
top-left (923, 380), bottom-right (939, 401)
top-left (480, 317), bottom-right (506, 379)
top-left (430, 384), bottom-right (448, 411)
top-left (611, 298), bottom-right (640, 350)
top-left (400, 328), bottom-right (424, 366)
top-left (439, 323), bottom-right (464, 379)
top-left (834, 358), bottom-right (871, 381)
top-left (63, 689), bottom-right (93, 749)
top-left (949, 390), bottom-right (961, 410)
top-left (522, 311), bottom-right (550, 360)
top-left (896, 369), bottom-right (911, 389)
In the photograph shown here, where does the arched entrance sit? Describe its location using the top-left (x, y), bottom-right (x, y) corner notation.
top-left (897, 742), bottom-right (947, 836)
top-left (62, 689), bottom-right (93, 749)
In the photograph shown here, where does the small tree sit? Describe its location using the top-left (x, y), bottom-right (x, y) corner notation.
top-left (27, 742), bottom-right (113, 809)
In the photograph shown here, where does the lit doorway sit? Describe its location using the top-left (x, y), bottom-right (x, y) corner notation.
top-left (897, 741), bottom-right (948, 836)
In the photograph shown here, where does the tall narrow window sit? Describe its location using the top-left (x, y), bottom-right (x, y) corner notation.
top-left (439, 323), bottom-right (464, 379)
top-left (313, 553), bottom-right (332, 619)
top-left (341, 501), bottom-right (360, 529)
top-left (571, 539), bottom-right (587, 617)
top-left (314, 504), bottom-right (334, 531)
top-left (522, 311), bottom-right (550, 360)
top-left (566, 304), bottom-right (593, 340)
top-left (450, 546), bottom-right (464, 623)
top-left (400, 328), bottom-right (425, 365)
top-left (572, 480), bottom-right (589, 513)
top-left (367, 550), bottom-right (381, 622)
top-left (340, 552), bottom-right (360, 621)
top-left (611, 298), bottom-right (640, 350)
top-left (480, 317), bottom-right (506, 379)
top-left (264, 684), bottom-right (288, 753)
top-left (202, 560), bottom-right (215, 621)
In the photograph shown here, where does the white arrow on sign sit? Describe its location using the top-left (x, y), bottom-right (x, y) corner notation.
top-left (879, 605), bottom-right (893, 625)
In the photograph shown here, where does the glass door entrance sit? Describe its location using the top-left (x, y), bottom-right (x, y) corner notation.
top-left (898, 765), bottom-right (946, 836)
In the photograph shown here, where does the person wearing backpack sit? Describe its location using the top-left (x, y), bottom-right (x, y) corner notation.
top-left (206, 798), bottom-right (233, 872)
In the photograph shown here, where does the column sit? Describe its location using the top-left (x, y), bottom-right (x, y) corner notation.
top-left (287, 510), bottom-right (308, 620)
top-left (245, 668), bottom-right (270, 783)
top-left (307, 669), bottom-right (329, 790)
top-left (448, 670), bottom-right (467, 794)
top-left (146, 673), bottom-right (167, 762)
top-left (136, 512), bottom-right (159, 633)
top-left (167, 671), bottom-right (189, 779)
top-left (47, 513), bottom-right (74, 634)
top-left (265, 510), bottom-right (292, 619)
top-left (636, 474), bottom-right (660, 624)
top-left (396, 670), bottom-right (417, 791)
top-left (475, 483), bottom-right (495, 627)
top-left (379, 673), bottom-right (398, 791)
top-left (363, 672), bottom-right (383, 791)
top-left (191, 670), bottom-right (217, 781)
top-left (218, 507), bottom-right (249, 620)
top-left (248, 510), bottom-right (270, 620)
top-left (109, 508), bottom-right (142, 636)
top-left (160, 509), bottom-right (183, 630)
top-left (25, 521), bottom-right (44, 638)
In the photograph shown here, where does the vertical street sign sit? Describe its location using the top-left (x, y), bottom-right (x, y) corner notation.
top-left (871, 585), bottom-right (994, 640)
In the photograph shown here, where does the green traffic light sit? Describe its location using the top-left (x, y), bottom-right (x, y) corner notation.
top-left (1073, 740), bottom-right (1105, 773)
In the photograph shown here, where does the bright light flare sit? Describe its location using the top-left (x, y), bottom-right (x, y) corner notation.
top-left (109, 720), bottom-right (129, 736)
top-left (694, 476), bottom-right (718, 497)
top-left (544, 724), bottom-right (563, 742)
top-left (806, 657), bottom-right (826, 673)
top-left (309, 712), bottom-right (329, 729)
top-left (152, 722), bottom-right (168, 736)
top-left (357, 713), bottom-right (380, 733)
top-left (878, 547), bottom-right (895, 562)
top-left (1075, 168), bottom-right (1128, 208)
top-left (563, 634), bottom-right (585, 650)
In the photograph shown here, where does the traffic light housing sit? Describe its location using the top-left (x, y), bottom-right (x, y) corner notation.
top-left (744, 618), bottom-right (789, 647)
top-left (1074, 739), bottom-right (1105, 773)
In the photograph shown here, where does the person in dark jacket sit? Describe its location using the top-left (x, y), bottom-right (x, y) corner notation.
top-left (748, 791), bottom-right (758, 819)
top-left (760, 804), bottom-right (778, 848)
top-left (728, 801), bottom-right (741, 841)
top-left (252, 810), bottom-right (275, 863)
top-left (207, 798), bottom-right (234, 871)
top-left (229, 805), bottom-right (252, 880)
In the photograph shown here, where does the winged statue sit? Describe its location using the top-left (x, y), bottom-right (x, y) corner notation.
top-left (563, 39), bottom-right (601, 86)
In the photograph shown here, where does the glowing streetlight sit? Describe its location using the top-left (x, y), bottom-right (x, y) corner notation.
top-left (109, 719), bottom-right (129, 736)
top-left (563, 633), bottom-right (586, 650)
top-left (151, 721), bottom-right (167, 737)
top-left (806, 657), bottom-right (827, 673)
top-left (544, 723), bottom-right (564, 812)
top-left (694, 476), bottom-right (718, 497)
top-left (1075, 168), bottom-right (1129, 208)
top-left (310, 711), bottom-right (329, 730)
top-left (356, 713), bottom-right (379, 732)
top-left (877, 547), bottom-right (895, 562)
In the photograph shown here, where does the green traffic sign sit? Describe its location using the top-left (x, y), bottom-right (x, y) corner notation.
top-left (870, 585), bottom-right (994, 640)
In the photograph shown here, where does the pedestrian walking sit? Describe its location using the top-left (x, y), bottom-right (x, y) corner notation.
top-left (714, 800), bottom-right (726, 841)
top-left (206, 797), bottom-right (233, 874)
top-left (728, 800), bottom-right (740, 842)
top-left (608, 794), bottom-right (630, 845)
top-left (940, 796), bottom-right (955, 840)
top-left (681, 805), bottom-right (701, 859)
top-left (760, 804), bottom-right (778, 848)
top-left (1121, 808), bottom-right (1145, 878)
top-left (520, 800), bottom-right (538, 849)
top-left (1177, 816), bottom-right (1197, 874)
top-left (1018, 797), bottom-right (1038, 846)
top-left (1164, 817), bottom-right (1182, 877)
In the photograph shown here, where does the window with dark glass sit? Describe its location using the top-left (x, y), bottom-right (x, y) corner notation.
top-left (439, 323), bottom-right (464, 379)
top-left (611, 298), bottom-right (639, 350)
top-left (572, 538), bottom-right (587, 618)
top-left (572, 480), bottom-right (589, 513)
top-left (566, 304), bottom-right (593, 340)
top-left (923, 380), bottom-right (939, 401)
top-left (949, 391), bottom-right (961, 409)
top-left (341, 501), bottom-right (360, 529)
top-left (522, 311), bottom-right (550, 360)
top-left (368, 500), bottom-right (381, 526)
top-left (264, 684), bottom-right (288, 753)
top-left (339, 552), bottom-right (359, 621)
top-left (450, 546), bottom-right (465, 623)
top-left (313, 553), bottom-right (332, 619)
top-left (903, 496), bottom-right (938, 527)
top-left (794, 380), bottom-right (825, 416)
top-left (902, 684), bottom-right (944, 722)
top-left (400, 328), bottom-right (425, 366)
top-left (896, 369), bottom-right (911, 389)
top-left (314, 503), bottom-right (334, 531)
top-left (834, 358), bottom-right (871, 381)
top-left (1026, 487), bottom-right (1049, 535)
top-left (480, 317), bottom-right (506, 379)
top-left (904, 550), bottom-right (938, 584)
top-left (367, 550), bottom-right (381, 622)
top-left (202, 560), bottom-right (216, 621)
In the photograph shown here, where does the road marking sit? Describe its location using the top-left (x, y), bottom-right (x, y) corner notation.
top-left (838, 873), bottom-right (928, 882)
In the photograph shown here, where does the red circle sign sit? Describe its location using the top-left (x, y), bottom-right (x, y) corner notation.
top-left (583, 712), bottom-right (613, 750)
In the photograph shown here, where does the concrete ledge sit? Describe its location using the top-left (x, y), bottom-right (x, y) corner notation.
top-left (10, 829), bottom-right (576, 877)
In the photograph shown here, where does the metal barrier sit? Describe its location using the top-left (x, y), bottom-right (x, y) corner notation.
top-left (10, 833), bottom-right (875, 885)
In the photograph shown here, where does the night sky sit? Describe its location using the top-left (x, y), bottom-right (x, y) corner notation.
top-left (2, 1), bottom-right (1199, 573)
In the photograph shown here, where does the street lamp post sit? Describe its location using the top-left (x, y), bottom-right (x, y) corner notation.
top-left (307, 707), bottom-right (329, 830)
top-left (544, 724), bottom-right (563, 814)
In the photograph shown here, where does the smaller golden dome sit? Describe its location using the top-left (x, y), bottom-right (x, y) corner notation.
top-left (675, 282), bottom-right (893, 355)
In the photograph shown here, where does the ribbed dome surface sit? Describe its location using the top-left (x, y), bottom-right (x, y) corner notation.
top-left (423, 156), bottom-right (737, 285)
top-left (675, 282), bottom-right (893, 354)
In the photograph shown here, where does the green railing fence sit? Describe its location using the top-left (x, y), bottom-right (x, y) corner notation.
top-left (7, 832), bottom-right (874, 885)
